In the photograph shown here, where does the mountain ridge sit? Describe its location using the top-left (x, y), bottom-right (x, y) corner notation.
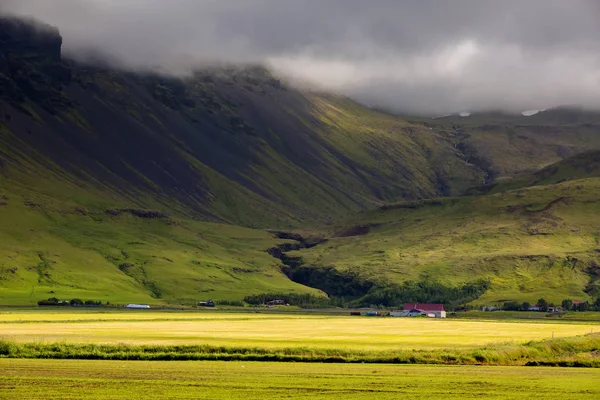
top-left (0, 14), bottom-right (491, 228)
top-left (2, 16), bottom-right (600, 306)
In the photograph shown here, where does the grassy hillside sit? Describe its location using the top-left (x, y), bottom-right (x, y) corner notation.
top-left (0, 184), bottom-right (322, 305)
top-left (424, 110), bottom-right (600, 181)
top-left (291, 177), bottom-right (600, 305)
top-left (468, 150), bottom-right (600, 195)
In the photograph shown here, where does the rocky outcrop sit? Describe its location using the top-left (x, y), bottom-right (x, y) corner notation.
top-left (0, 16), bottom-right (71, 111)
top-left (106, 209), bottom-right (169, 219)
top-left (0, 17), bottom-right (62, 61)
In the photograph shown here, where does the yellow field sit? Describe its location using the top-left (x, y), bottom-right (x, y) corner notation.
top-left (1, 310), bottom-right (598, 349)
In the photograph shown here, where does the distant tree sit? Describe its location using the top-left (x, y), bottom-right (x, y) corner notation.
top-left (561, 299), bottom-right (573, 311)
top-left (70, 298), bottom-right (83, 306)
top-left (522, 302), bottom-right (531, 311)
top-left (593, 298), bottom-right (600, 311)
top-left (537, 298), bottom-right (549, 312)
top-left (575, 301), bottom-right (590, 312)
top-left (503, 301), bottom-right (520, 311)
top-left (37, 297), bottom-right (60, 306)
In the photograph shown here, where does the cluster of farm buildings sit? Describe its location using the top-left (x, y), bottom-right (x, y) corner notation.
top-left (355, 303), bottom-right (446, 318)
top-left (124, 302), bottom-right (448, 317)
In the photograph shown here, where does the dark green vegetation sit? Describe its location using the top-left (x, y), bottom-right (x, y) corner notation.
top-left (1, 333), bottom-right (599, 367)
top-left (37, 297), bottom-right (103, 306)
top-left (2, 360), bottom-right (599, 400)
top-left (3, 16), bottom-right (600, 306)
top-left (243, 292), bottom-right (330, 308)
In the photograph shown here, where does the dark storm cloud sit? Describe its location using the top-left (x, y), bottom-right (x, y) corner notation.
top-left (3, 0), bottom-right (600, 114)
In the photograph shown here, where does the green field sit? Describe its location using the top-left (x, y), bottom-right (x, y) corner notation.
top-left (1, 310), bottom-right (599, 367)
top-left (1, 359), bottom-right (599, 399)
top-left (1, 311), bottom-right (599, 397)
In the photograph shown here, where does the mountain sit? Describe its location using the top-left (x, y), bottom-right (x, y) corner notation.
top-left (1, 16), bottom-right (600, 305)
top-left (467, 150), bottom-right (600, 196)
top-left (290, 174), bottom-right (600, 305)
top-left (0, 16), bottom-right (491, 230)
top-left (423, 110), bottom-right (600, 183)
top-left (286, 153), bottom-right (600, 307)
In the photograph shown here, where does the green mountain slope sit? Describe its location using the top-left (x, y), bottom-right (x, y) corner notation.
top-left (425, 110), bottom-right (600, 182)
top-left (0, 186), bottom-right (322, 305)
top-left (468, 150), bottom-right (600, 195)
top-left (0, 16), bottom-right (488, 230)
top-left (290, 177), bottom-right (600, 305)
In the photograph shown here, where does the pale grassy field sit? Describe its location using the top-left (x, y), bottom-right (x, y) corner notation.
top-left (1, 359), bottom-right (599, 399)
top-left (1, 310), bottom-right (598, 349)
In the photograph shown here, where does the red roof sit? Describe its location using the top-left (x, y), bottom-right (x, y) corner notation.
top-left (404, 303), bottom-right (444, 311)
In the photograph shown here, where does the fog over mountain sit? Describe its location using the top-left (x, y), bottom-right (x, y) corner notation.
top-left (3, 0), bottom-right (600, 115)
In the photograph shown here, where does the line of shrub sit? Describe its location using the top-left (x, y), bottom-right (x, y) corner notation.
top-left (37, 297), bottom-right (104, 307)
top-left (350, 279), bottom-right (491, 309)
top-left (243, 293), bottom-right (330, 308)
top-left (245, 278), bottom-right (491, 310)
top-left (1, 334), bottom-right (598, 367)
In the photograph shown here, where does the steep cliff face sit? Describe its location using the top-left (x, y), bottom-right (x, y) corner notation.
top-left (0, 17), bottom-right (71, 111)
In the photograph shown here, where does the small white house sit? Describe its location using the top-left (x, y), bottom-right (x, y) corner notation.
top-left (482, 305), bottom-right (499, 312)
top-left (125, 304), bottom-right (150, 309)
top-left (390, 311), bottom-right (408, 317)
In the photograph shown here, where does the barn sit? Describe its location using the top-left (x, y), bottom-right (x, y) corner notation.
top-left (403, 303), bottom-right (446, 318)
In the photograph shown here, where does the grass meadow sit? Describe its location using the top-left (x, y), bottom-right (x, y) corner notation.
top-left (1, 310), bottom-right (598, 349)
top-left (1, 359), bottom-right (599, 399)
top-left (0, 310), bottom-right (599, 398)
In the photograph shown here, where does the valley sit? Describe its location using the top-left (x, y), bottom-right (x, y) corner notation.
top-left (2, 3), bottom-right (600, 399)
top-left (1, 16), bottom-right (600, 309)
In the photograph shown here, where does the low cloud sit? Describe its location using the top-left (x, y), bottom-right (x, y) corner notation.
top-left (3, 0), bottom-right (600, 115)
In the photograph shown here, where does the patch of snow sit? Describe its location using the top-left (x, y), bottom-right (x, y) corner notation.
top-left (522, 109), bottom-right (540, 116)
top-left (459, 112), bottom-right (471, 117)
top-left (522, 109), bottom-right (547, 117)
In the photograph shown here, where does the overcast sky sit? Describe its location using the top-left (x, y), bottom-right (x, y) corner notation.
top-left (3, 0), bottom-right (600, 115)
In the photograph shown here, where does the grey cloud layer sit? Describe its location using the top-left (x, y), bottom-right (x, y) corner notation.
top-left (3, 0), bottom-right (600, 114)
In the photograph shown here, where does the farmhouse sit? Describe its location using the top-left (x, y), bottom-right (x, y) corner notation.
top-left (403, 303), bottom-right (446, 318)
